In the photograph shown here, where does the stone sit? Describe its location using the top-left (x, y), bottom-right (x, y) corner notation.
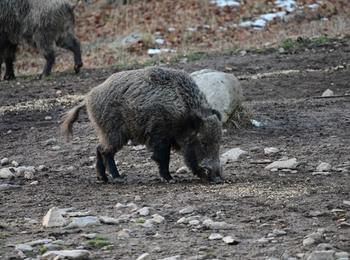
top-left (42, 207), bottom-right (67, 228)
top-left (151, 214), bottom-right (165, 224)
top-left (37, 165), bottom-right (48, 171)
top-left (41, 249), bottom-right (91, 260)
top-left (138, 207), bottom-right (150, 216)
top-left (134, 195), bottom-right (141, 201)
top-left (45, 116), bottom-right (52, 120)
top-left (117, 229), bottom-right (130, 239)
top-left (202, 219), bottom-right (234, 230)
top-left (27, 239), bottom-right (53, 246)
top-left (265, 158), bottom-right (298, 170)
top-left (159, 256), bottom-right (181, 260)
top-left (257, 237), bottom-right (269, 244)
top-left (335, 252), bottom-right (349, 259)
top-left (222, 236), bottom-right (239, 245)
top-left (316, 162), bottom-right (332, 172)
top-left (208, 233), bottom-right (223, 240)
top-left (188, 220), bottom-right (200, 226)
top-left (30, 181), bottom-right (39, 185)
top-left (99, 216), bottom-right (120, 225)
top-left (24, 171), bottom-right (34, 180)
top-left (343, 200), bottom-right (350, 207)
top-left (15, 166), bottom-right (35, 174)
top-left (309, 210), bottom-right (326, 217)
top-left (11, 161), bottom-right (19, 167)
top-left (15, 243), bottom-right (33, 252)
top-left (51, 145), bottom-right (61, 151)
top-left (316, 243), bottom-right (334, 251)
top-left (307, 250), bottom-right (335, 260)
top-left (136, 253), bottom-right (151, 260)
top-left (141, 219), bottom-right (154, 229)
top-left (44, 138), bottom-right (57, 146)
top-left (190, 69), bottom-right (243, 123)
top-left (1, 158), bottom-right (9, 165)
top-left (176, 215), bottom-right (201, 225)
top-left (67, 216), bottom-right (100, 228)
top-left (322, 89), bottom-right (334, 97)
top-left (179, 206), bottom-right (195, 215)
top-left (0, 167), bottom-right (15, 179)
top-left (220, 148), bottom-right (247, 164)
top-left (0, 184), bottom-right (21, 191)
top-left (264, 147), bottom-right (280, 155)
top-left (81, 233), bottom-right (97, 239)
top-left (303, 237), bottom-right (316, 246)
top-left (176, 166), bottom-right (189, 175)
top-left (272, 229), bottom-right (287, 236)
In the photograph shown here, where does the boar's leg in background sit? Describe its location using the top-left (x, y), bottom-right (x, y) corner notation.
top-left (57, 34), bottom-right (83, 74)
top-left (0, 33), bottom-right (16, 80)
top-left (37, 39), bottom-right (56, 78)
top-left (150, 136), bottom-right (173, 182)
top-left (3, 42), bottom-right (17, 80)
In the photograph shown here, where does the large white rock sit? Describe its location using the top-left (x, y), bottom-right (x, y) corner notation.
top-left (41, 249), bottom-right (91, 260)
top-left (190, 69), bottom-right (243, 123)
top-left (220, 148), bottom-right (247, 164)
top-left (0, 168), bottom-right (15, 179)
top-left (42, 207), bottom-right (67, 228)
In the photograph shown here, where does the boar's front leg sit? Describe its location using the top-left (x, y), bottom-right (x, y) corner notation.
top-left (150, 137), bottom-right (173, 182)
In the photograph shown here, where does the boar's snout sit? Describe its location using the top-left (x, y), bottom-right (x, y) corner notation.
top-left (201, 163), bottom-right (223, 184)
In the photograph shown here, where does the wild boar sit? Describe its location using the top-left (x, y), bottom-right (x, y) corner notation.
top-left (61, 67), bottom-right (223, 183)
top-left (0, 0), bottom-right (82, 79)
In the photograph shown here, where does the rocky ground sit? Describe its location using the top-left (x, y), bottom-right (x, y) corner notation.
top-left (0, 39), bottom-right (350, 259)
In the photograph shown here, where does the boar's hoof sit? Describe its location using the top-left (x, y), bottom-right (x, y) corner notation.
top-left (74, 63), bottom-right (83, 74)
top-left (111, 174), bottom-right (127, 184)
top-left (4, 73), bottom-right (15, 80)
top-left (201, 167), bottom-right (224, 184)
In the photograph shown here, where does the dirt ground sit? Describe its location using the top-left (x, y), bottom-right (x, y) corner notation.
top-left (0, 39), bottom-right (349, 260)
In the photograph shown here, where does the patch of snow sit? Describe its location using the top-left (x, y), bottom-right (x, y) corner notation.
top-left (147, 48), bottom-right (176, 56)
top-left (155, 38), bottom-right (165, 45)
top-left (211, 0), bottom-right (240, 7)
top-left (260, 11), bottom-right (286, 21)
top-left (308, 3), bottom-right (319, 10)
top-left (275, 0), bottom-right (297, 12)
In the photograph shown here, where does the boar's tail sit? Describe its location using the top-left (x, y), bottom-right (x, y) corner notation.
top-left (60, 102), bottom-right (86, 141)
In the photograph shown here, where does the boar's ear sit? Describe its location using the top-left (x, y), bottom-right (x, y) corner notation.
top-left (210, 109), bottom-right (222, 121)
top-left (186, 110), bottom-right (204, 131)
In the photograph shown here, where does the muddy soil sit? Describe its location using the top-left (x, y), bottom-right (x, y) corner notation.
top-left (0, 40), bottom-right (349, 260)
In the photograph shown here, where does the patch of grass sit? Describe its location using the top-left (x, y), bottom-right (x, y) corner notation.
top-left (281, 38), bottom-right (297, 51)
top-left (280, 35), bottom-right (331, 53)
top-left (87, 236), bottom-right (111, 249)
top-left (38, 245), bottom-right (48, 255)
top-left (185, 51), bottom-right (208, 62)
top-left (135, 218), bottom-right (145, 224)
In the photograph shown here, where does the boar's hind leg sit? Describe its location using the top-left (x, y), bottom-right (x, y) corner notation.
top-left (96, 145), bottom-right (108, 182)
top-left (150, 138), bottom-right (173, 182)
top-left (57, 35), bottom-right (83, 74)
top-left (36, 37), bottom-right (55, 78)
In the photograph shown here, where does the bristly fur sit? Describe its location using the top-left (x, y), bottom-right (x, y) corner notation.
top-left (61, 67), bottom-right (223, 182)
top-left (0, 0), bottom-right (82, 78)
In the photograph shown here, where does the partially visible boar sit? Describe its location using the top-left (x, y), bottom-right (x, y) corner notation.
top-left (61, 67), bottom-right (223, 183)
top-left (0, 0), bottom-right (82, 80)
